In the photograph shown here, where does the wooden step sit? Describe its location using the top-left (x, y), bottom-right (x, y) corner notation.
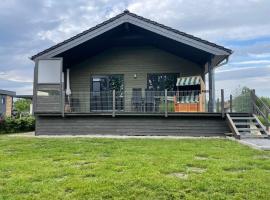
top-left (240, 135), bottom-right (269, 139)
top-left (231, 117), bottom-right (255, 120)
top-left (234, 122), bottom-right (259, 126)
top-left (238, 128), bottom-right (264, 131)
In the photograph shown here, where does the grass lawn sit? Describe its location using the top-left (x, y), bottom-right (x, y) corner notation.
top-left (0, 136), bottom-right (270, 200)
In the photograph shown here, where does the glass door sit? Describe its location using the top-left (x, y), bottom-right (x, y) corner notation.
top-left (90, 75), bottom-right (124, 112)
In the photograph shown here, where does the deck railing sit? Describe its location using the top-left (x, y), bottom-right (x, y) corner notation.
top-left (64, 90), bottom-right (205, 114)
top-left (35, 88), bottom-right (257, 116)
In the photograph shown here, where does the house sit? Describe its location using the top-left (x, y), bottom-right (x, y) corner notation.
top-left (0, 89), bottom-right (16, 117)
top-left (31, 11), bottom-right (268, 137)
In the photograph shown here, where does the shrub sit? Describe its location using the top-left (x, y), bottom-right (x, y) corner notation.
top-left (0, 116), bottom-right (35, 134)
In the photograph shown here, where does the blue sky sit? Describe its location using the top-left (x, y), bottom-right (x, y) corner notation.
top-left (0, 0), bottom-right (270, 97)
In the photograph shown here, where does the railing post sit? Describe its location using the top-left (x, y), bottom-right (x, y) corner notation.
top-left (165, 89), bottom-right (168, 117)
top-left (266, 110), bottom-right (269, 131)
top-left (221, 89), bottom-right (225, 118)
top-left (230, 94), bottom-right (233, 113)
top-left (216, 98), bottom-right (220, 113)
top-left (112, 90), bottom-right (115, 117)
top-left (251, 89), bottom-right (256, 114)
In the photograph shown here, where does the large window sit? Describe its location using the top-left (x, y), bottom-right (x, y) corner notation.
top-left (147, 73), bottom-right (178, 91)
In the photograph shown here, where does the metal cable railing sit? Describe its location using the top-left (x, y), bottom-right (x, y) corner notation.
top-left (35, 89), bottom-right (259, 116)
top-left (63, 90), bottom-right (204, 114)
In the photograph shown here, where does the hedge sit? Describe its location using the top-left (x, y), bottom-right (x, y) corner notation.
top-left (0, 116), bottom-right (35, 134)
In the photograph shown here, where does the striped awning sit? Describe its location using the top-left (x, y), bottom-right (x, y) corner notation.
top-left (176, 76), bottom-right (200, 86)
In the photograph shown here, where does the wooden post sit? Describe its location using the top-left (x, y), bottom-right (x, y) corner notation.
top-left (230, 94), bottom-right (233, 113)
top-left (216, 98), bottom-right (220, 112)
top-left (265, 110), bottom-right (269, 131)
top-left (165, 89), bottom-right (168, 117)
top-left (251, 89), bottom-right (256, 114)
top-left (112, 90), bottom-right (116, 117)
top-left (208, 59), bottom-right (215, 112)
top-left (221, 89), bottom-right (225, 118)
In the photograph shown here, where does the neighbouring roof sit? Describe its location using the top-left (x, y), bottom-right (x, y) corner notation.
top-left (31, 10), bottom-right (232, 61)
top-left (176, 76), bottom-right (201, 86)
top-left (15, 94), bottom-right (33, 99)
top-left (0, 89), bottom-right (16, 96)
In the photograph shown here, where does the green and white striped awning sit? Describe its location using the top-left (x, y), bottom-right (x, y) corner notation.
top-left (176, 76), bottom-right (201, 86)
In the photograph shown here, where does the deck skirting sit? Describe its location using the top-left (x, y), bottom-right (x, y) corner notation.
top-left (36, 115), bottom-right (230, 136)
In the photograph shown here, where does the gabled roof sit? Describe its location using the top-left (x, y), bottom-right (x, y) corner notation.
top-left (31, 10), bottom-right (232, 61)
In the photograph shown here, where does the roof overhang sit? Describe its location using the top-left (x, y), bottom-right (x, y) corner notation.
top-left (0, 90), bottom-right (16, 96)
top-left (31, 11), bottom-right (232, 67)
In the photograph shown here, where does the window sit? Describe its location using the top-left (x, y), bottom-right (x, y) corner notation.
top-left (147, 73), bottom-right (178, 91)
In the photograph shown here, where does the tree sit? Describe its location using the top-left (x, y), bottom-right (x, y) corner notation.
top-left (14, 99), bottom-right (31, 114)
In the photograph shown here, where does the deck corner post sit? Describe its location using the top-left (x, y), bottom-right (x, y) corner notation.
top-left (250, 89), bottom-right (256, 114)
top-left (165, 89), bottom-right (168, 117)
top-left (265, 110), bottom-right (269, 131)
top-left (112, 89), bottom-right (116, 117)
top-left (208, 59), bottom-right (215, 113)
top-left (230, 94), bottom-right (233, 113)
top-left (221, 89), bottom-right (225, 118)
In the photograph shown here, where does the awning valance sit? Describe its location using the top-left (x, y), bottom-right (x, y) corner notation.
top-left (176, 76), bottom-right (201, 86)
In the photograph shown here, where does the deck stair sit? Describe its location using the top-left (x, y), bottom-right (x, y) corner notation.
top-left (226, 113), bottom-right (269, 139)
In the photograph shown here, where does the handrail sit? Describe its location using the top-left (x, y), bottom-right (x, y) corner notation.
top-left (254, 94), bottom-right (270, 113)
top-left (253, 114), bottom-right (269, 135)
top-left (252, 93), bottom-right (270, 131)
top-left (226, 113), bottom-right (240, 139)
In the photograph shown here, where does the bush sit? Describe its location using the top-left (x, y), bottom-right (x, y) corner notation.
top-left (0, 116), bottom-right (35, 134)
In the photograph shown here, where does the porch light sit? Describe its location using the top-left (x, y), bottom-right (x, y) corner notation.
top-left (134, 73), bottom-right (137, 79)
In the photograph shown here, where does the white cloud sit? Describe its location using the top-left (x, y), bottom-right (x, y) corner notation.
top-left (1, 0), bottom-right (270, 96)
top-left (0, 70), bottom-right (33, 83)
top-left (231, 60), bottom-right (270, 65)
top-left (248, 52), bottom-right (270, 58)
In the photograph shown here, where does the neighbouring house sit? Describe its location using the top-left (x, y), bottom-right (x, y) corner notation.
top-left (0, 90), bottom-right (16, 117)
top-left (30, 11), bottom-right (269, 138)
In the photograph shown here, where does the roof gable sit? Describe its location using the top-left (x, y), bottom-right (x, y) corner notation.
top-left (31, 10), bottom-right (232, 61)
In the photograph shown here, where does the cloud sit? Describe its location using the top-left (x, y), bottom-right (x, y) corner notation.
top-left (0, 0), bottom-right (270, 96)
top-left (231, 60), bottom-right (270, 65)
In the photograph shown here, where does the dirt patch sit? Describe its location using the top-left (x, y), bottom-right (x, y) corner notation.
top-left (187, 167), bottom-right (206, 173)
top-left (195, 156), bottom-right (208, 160)
top-left (170, 172), bottom-right (188, 179)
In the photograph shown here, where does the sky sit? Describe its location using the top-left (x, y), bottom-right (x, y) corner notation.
top-left (0, 0), bottom-right (270, 97)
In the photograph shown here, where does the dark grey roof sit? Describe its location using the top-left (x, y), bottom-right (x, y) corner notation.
top-left (15, 94), bottom-right (33, 99)
top-left (0, 89), bottom-right (16, 96)
top-left (31, 10), bottom-right (232, 60)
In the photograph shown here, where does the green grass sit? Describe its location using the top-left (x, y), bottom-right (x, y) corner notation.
top-left (0, 136), bottom-right (270, 200)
